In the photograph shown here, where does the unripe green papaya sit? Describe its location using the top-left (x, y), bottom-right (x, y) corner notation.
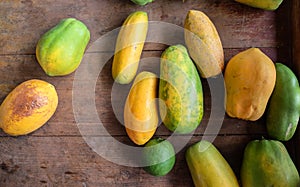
top-left (235, 0), bottom-right (283, 11)
top-left (130, 0), bottom-right (153, 6)
top-left (36, 18), bottom-right (90, 76)
top-left (186, 140), bottom-right (239, 187)
top-left (241, 139), bottom-right (300, 187)
top-left (266, 63), bottom-right (300, 141)
top-left (159, 45), bottom-right (203, 134)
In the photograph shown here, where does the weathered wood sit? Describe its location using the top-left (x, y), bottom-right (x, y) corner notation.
top-left (0, 0), bottom-right (279, 55)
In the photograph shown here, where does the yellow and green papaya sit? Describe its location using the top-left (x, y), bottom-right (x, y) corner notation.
top-left (186, 140), bottom-right (239, 187)
top-left (36, 18), bottom-right (90, 76)
top-left (235, 0), bottom-right (283, 11)
top-left (184, 10), bottom-right (224, 78)
top-left (130, 0), bottom-right (153, 6)
top-left (241, 139), bottom-right (300, 187)
top-left (266, 63), bottom-right (300, 141)
top-left (112, 11), bottom-right (148, 84)
top-left (159, 45), bottom-right (203, 134)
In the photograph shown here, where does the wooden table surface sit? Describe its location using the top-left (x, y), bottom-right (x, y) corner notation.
top-left (0, 0), bottom-right (298, 186)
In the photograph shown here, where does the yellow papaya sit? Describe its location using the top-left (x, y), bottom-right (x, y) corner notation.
top-left (124, 71), bottom-right (158, 145)
top-left (225, 48), bottom-right (276, 121)
top-left (112, 11), bottom-right (148, 84)
top-left (0, 79), bottom-right (58, 136)
top-left (186, 140), bottom-right (239, 187)
top-left (184, 10), bottom-right (224, 78)
top-left (36, 18), bottom-right (90, 76)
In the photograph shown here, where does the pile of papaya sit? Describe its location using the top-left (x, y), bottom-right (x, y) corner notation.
top-left (0, 0), bottom-right (299, 186)
top-left (112, 0), bottom-right (300, 186)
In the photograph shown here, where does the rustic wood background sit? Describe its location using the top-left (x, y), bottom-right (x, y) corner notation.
top-left (0, 0), bottom-right (298, 186)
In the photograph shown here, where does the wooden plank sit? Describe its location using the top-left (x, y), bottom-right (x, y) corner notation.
top-left (0, 135), bottom-right (257, 186)
top-left (0, 0), bottom-right (279, 55)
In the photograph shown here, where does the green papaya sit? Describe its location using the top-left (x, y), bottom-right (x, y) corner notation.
top-left (159, 45), bottom-right (203, 134)
top-left (186, 140), bottom-right (239, 187)
top-left (266, 63), bottom-right (300, 141)
top-left (235, 0), bottom-right (283, 11)
top-left (36, 18), bottom-right (90, 76)
top-left (130, 0), bottom-right (153, 5)
top-left (241, 139), bottom-right (300, 187)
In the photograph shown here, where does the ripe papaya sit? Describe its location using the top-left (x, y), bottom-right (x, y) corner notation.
top-left (159, 45), bottom-right (203, 134)
top-left (36, 18), bottom-right (90, 76)
top-left (186, 140), bottom-right (239, 187)
top-left (266, 63), bottom-right (300, 141)
top-left (224, 48), bottom-right (276, 121)
top-left (184, 10), bottom-right (224, 78)
top-left (0, 79), bottom-right (58, 136)
top-left (112, 11), bottom-right (148, 84)
top-left (130, 0), bottom-right (153, 6)
top-left (235, 0), bottom-right (283, 11)
top-left (241, 139), bottom-right (300, 187)
top-left (124, 71), bottom-right (158, 145)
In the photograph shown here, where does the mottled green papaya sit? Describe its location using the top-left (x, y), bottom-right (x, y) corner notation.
top-left (235, 0), bottom-right (283, 10)
top-left (159, 45), bottom-right (203, 134)
top-left (130, 0), bottom-right (153, 6)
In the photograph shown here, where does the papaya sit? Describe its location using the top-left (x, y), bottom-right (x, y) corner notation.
top-left (224, 48), bottom-right (276, 121)
top-left (241, 139), bottom-right (300, 187)
top-left (0, 79), bottom-right (58, 136)
top-left (142, 138), bottom-right (176, 176)
top-left (112, 11), bottom-right (148, 84)
top-left (266, 63), bottom-right (300, 141)
top-left (235, 0), bottom-right (283, 11)
top-left (130, 0), bottom-right (153, 6)
top-left (186, 140), bottom-right (239, 187)
top-left (124, 71), bottom-right (158, 145)
top-left (184, 10), bottom-right (224, 78)
top-left (159, 44), bottom-right (203, 134)
top-left (36, 18), bottom-right (90, 76)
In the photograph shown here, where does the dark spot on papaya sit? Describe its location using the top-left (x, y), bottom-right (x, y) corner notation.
top-left (12, 85), bottom-right (48, 118)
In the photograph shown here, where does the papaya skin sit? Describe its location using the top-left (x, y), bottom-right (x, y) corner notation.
top-left (184, 10), bottom-right (224, 78)
top-left (124, 71), bottom-right (158, 145)
top-left (112, 11), bottom-right (148, 84)
top-left (266, 63), bottom-right (300, 141)
top-left (159, 45), bottom-right (203, 134)
top-left (36, 18), bottom-right (90, 76)
top-left (0, 79), bottom-right (58, 136)
top-left (130, 0), bottom-right (153, 6)
top-left (241, 139), bottom-right (300, 187)
top-left (225, 48), bottom-right (276, 121)
top-left (186, 140), bottom-right (239, 187)
top-left (235, 0), bottom-right (283, 11)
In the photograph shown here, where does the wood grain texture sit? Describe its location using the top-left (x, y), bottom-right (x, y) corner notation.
top-left (0, 0), bottom-right (297, 186)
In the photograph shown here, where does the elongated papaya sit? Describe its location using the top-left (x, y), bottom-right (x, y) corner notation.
top-left (241, 139), bottom-right (300, 187)
top-left (36, 18), bottom-right (90, 76)
top-left (235, 0), bottom-right (283, 11)
top-left (112, 11), bottom-right (148, 84)
top-left (184, 10), bottom-right (224, 78)
top-left (266, 63), bottom-right (300, 141)
top-left (159, 45), bottom-right (203, 134)
top-left (225, 48), bottom-right (276, 121)
top-left (186, 140), bottom-right (239, 187)
top-left (124, 71), bottom-right (158, 145)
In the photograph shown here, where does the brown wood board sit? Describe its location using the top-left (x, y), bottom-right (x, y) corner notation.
top-left (0, 0), bottom-right (298, 186)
